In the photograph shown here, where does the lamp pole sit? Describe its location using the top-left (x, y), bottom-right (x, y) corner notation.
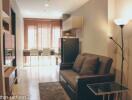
top-left (120, 25), bottom-right (124, 100)
top-left (120, 25), bottom-right (124, 89)
top-left (110, 26), bottom-right (124, 100)
top-left (111, 18), bottom-right (129, 100)
top-left (109, 25), bottom-right (124, 88)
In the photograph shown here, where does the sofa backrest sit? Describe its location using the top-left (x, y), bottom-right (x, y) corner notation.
top-left (82, 53), bottom-right (113, 74)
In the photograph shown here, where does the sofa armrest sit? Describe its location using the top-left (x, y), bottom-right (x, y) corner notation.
top-left (60, 63), bottom-right (73, 70)
top-left (77, 73), bottom-right (115, 85)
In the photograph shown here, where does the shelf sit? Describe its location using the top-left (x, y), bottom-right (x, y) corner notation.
top-left (3, 20), bottom-right (10, 31)
top-left (3, 18), bottom-right (10, 25)
top-left (2, 11), bottom-right (10, 24)
top-left (2, 28), bottom-right (10, 34)
top-left (4, 67), bottom-right (16, 77)
top-left (2, 11), bottom-right (9, 18)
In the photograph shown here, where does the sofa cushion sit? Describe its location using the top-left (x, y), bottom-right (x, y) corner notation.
top-left (60, 70), bottom-right (79, 91)
top-left (73, 54), bottom-right (85, 73)
top-left (81, 53), bottom-right (113, 74)
top-left (79, 57), bottom-right (99, 75)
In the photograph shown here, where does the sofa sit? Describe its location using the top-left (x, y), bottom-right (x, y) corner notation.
top-left (59, 53), bottom-right (115, 100)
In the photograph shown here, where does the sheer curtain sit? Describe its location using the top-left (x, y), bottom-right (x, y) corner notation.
top-left (24, 19), bottom-right (61, 51)
top-left (28, 25), bottom-right (37, 49)
top-left (28, 24), bottom-right (52, 49)
top-left (51, 21), bottom-right (61, 53)
top-left (24, 19), bottom-right (62, 66)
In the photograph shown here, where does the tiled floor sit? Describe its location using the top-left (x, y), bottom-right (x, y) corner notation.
top-left (13, 64), bottom-right (60, 100)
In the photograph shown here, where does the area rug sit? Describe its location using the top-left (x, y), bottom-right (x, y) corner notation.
top-left (39, 82), bottom-right (70, 100)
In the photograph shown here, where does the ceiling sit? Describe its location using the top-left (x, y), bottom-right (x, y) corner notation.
top-left (16, 0), bottom-right (89, 19)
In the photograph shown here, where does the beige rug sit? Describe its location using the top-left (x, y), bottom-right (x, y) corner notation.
top-left (39, 82), bottom-right (70, 100)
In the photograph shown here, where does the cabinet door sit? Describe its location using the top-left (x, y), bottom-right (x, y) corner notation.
top-left (61, 38), bottom-right (79, 63)
top-left (11, 35), bottom-right (14, 49)
top-left (5, 33), bottom-right (12, 49)
top-left (62, 16), bottom-right (83, 31)
top-left (63, 18), bottom-right (72, 31)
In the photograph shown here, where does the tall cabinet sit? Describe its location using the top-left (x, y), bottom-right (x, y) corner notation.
top-left (60, 15), bottom-right (83, 67)
top-left (0, 0), bottom-right (10, 96)
top-left (0, 0), bottom-right (17, 96)
top-left (61, 38), bottom-right (79, 64)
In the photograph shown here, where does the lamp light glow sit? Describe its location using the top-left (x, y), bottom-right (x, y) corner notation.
top-left (114, 18), bottom-right (129, 26)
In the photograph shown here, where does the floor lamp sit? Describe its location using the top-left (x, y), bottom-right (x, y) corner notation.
top-left (109, 18), bottom-right (129, 100)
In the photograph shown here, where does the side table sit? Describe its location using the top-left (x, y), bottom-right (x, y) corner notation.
top-left (87, 82), bottom-right (128, 100)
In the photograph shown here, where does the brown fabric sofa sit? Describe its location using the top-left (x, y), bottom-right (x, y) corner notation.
top-left (59, 53), bottom-right (115, 100)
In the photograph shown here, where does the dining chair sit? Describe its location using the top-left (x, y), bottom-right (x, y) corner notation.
top-left (30, 49), bottom-right (39, 65)
top-left (30, 49), bottom-right (39, 81)
top-left (41, 48), bottom-right (51, 65)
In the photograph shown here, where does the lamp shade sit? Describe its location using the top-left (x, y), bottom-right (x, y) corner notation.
top-left (114, 18), bottom-right (129, 26)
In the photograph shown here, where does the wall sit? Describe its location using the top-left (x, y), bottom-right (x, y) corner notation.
top-left (11, 0), bottom-right (24, 68)
top-left (108, 0), bottom-right (132, 99)
top-left (71, 0), bottom-right (109, 56)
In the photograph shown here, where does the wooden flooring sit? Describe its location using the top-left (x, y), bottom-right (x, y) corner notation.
top-left (12, 65), bottom-right (60, 100)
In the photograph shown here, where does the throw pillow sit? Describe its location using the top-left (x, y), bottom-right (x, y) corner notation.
top-left (97, 58), bottom-right (113, 74)
top-left (79, 57), bottom-right (99, 75)
top-left (73, 54), bottom-right (86, 73)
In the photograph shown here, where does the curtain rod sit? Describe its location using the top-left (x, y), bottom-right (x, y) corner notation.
top-left (24, 18), bottom-right (62, 21)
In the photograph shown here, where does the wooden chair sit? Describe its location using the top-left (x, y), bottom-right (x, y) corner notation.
top-left (30, 49), bottom-right (39, 81)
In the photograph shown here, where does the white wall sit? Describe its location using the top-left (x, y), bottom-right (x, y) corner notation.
top-left (108, 0), bottom-right (132, 99)
top-left (11, 0), bottom-right (24, 68)
top-left (71, 0), bottom-right (109, 56)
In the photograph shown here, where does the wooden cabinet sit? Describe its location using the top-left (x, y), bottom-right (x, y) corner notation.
top-left (4, 67), bottom-right (17, 96)
top-left (0, 0), bottom-right (11, 96)
top-left (62, 16), bottom-right (83, 31)
top-left (2, 0), bottom-right (10, 32)
top-left (0, 0), bottom-right (17, 96)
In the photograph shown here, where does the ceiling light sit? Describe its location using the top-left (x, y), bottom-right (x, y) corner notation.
top-left (44, 3), bottom-right (49, 7)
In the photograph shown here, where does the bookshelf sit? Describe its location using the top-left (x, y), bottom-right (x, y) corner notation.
top-left (0, 0), bottom-right (17, 96)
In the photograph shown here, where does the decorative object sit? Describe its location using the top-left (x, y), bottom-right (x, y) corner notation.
top-left (109, 18), bottom-right (129, 100)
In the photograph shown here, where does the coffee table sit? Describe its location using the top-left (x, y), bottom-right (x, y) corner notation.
top-left (87, 82), bottom-right (128, 100)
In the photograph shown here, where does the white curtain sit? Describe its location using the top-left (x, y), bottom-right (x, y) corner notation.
top-left (27, 22), bottom-right (61, 52)
top-left (24, 20), bottom-right (61, 66)
top-left (28, 24), bottom-right (52, 50)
